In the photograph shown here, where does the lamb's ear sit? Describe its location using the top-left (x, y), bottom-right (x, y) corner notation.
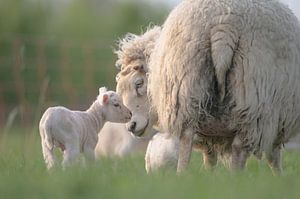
top-left (99, 87), bottom-right (107, 95)
top-left (101, 94), bottom-right (109, 105)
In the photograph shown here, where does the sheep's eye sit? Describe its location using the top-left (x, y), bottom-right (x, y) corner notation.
top-left (135, 79), bottom-right (144, 89)
top-left (114, 104), bottom-right (120, 107)
top-left (133, 64), bottom-right (143, 71)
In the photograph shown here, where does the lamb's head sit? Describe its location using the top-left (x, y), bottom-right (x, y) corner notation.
top-left (98, 87), bottom-right (132, 123)
top-left (114, 26), bottom-right (161, 137)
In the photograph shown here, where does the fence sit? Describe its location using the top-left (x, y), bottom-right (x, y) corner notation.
top-left (0, 34), bottom-right (118, 129)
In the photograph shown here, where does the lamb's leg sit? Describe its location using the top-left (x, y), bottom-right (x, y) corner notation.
top-left (202, 149), bottom-right (217, 169)
top-left (231, 135), bottom-right (249, 170)
top-left (41, 141), bottom-right (55, 170)
top-left (266, 145), bottom-right (282, 175)
top-left (62, 144), bottom-right (80, 169)
top-left (177, 128), bottom-right (194, 173)
top-left (83, 146), bottom-right (96, 165)
top-left (145, 139), bottom-right (153, 174)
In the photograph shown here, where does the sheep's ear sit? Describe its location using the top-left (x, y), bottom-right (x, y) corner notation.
top-left (102, 94), bottom-right (109, 105)
top-left (115, 74), bottom-right (120, 82)
top-left (120, 67), bottom-right (131, 76)
top-left (115, 60), bottom-right (122, 70)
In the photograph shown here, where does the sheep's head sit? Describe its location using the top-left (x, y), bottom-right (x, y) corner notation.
top-left (114, 26), bottom-right (161, 137)
top-left (98, 87), bottom-right (132, 123)
top-left (116, 65), bottom-right (150, 136)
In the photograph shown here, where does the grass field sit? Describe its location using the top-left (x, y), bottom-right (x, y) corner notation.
top-left (0, 128), bottom-right (300, 199)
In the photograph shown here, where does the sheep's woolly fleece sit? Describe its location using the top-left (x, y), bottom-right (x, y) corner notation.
top-left (148, 0), bottom-right (300, 158)
top-left (115, 26), bottom-right (161, 72)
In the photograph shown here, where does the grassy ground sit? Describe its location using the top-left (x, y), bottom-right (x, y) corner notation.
top-left (0, 128), bottom-right (300, 199)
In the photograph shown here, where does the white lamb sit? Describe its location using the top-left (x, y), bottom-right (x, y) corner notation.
top-left (95, 122), bottom-right (156, 158)
top-left (145, 132), bottom-right (179, 173)
top-left (39, 87), bottom-right (132, 170)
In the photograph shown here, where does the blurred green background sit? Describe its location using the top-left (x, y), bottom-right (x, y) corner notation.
top-left (1, 2), bottom-right (300, 199)
top-left (0, 0), bottom-right (171, 129)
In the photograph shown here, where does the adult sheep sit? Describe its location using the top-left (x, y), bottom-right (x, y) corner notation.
top-left (147, 0), bottom-right (300, 173)
top-left (115, 25), bottom-right (219, 171)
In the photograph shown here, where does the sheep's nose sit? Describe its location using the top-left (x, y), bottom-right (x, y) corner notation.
top-left (128, 122), bottom-right (136, 132)
top-left (129, 112), bottom-right (132, 117)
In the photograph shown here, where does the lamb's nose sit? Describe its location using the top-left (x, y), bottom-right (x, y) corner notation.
top-left (128, 122), bottom-right (136, 132)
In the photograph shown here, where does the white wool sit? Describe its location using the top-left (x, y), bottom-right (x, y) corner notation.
top-left (145, 133), bottom-right (179, 173)
top-left (95, 122), bottom-right (156, 158)
top-left (115, 25), bottom-right (161, 72)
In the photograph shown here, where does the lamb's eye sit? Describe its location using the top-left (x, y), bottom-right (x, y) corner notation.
top-left (114, 104), bottom-right (120, 107)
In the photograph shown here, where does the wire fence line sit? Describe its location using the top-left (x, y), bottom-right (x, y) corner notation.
top-left (0, 35), bottom-right (118, 129)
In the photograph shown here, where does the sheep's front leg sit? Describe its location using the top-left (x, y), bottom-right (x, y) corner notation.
top-left (266, 145), bottom-right (282, 175)
top-left (231, 136), bottom-right (249, 170)
top-left (62, 144), bottom-right (80, 169)
top-left (177, 128), bottom-right (194, 173)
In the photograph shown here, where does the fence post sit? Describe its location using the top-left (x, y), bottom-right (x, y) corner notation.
top-left (12, 37), bottom-right (27, 127)
top-left (60, 41), bottom-right (76, 107)
top-left (0, 84), bottom-right (5, 127)
top-left (36, 39), bottom-right (47, 86)
top-left (83, 44), bottom-right (94, 101)
top-left (32, 39), bottom-right (49, 132)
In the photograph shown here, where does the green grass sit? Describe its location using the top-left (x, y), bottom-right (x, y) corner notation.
top-left (1, 128), bottom-right (300, 199)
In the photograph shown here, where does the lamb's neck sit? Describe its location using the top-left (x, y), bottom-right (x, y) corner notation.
top-left (86, 101), bottom-right (106, 133)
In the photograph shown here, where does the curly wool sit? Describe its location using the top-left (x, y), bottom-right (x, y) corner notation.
top-left (115, 26), bottom-right (161, 72)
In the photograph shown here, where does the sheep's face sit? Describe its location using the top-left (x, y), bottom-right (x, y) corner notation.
top-left (116, 62), bottom-right (151, 137)
top-left (114, 26), bottom-right (161, 137)
top-left (99, 89), bottom-right (132, 123)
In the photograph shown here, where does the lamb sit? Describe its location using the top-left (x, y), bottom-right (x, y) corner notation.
top-left (95, 122), bottom-right (156, 158)
top-left (145, 132), bottom-right (179, 173)
top-left (145, 133), bottom-right (226, 173)
top-left (39, 87), bottom-right (132, 170)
